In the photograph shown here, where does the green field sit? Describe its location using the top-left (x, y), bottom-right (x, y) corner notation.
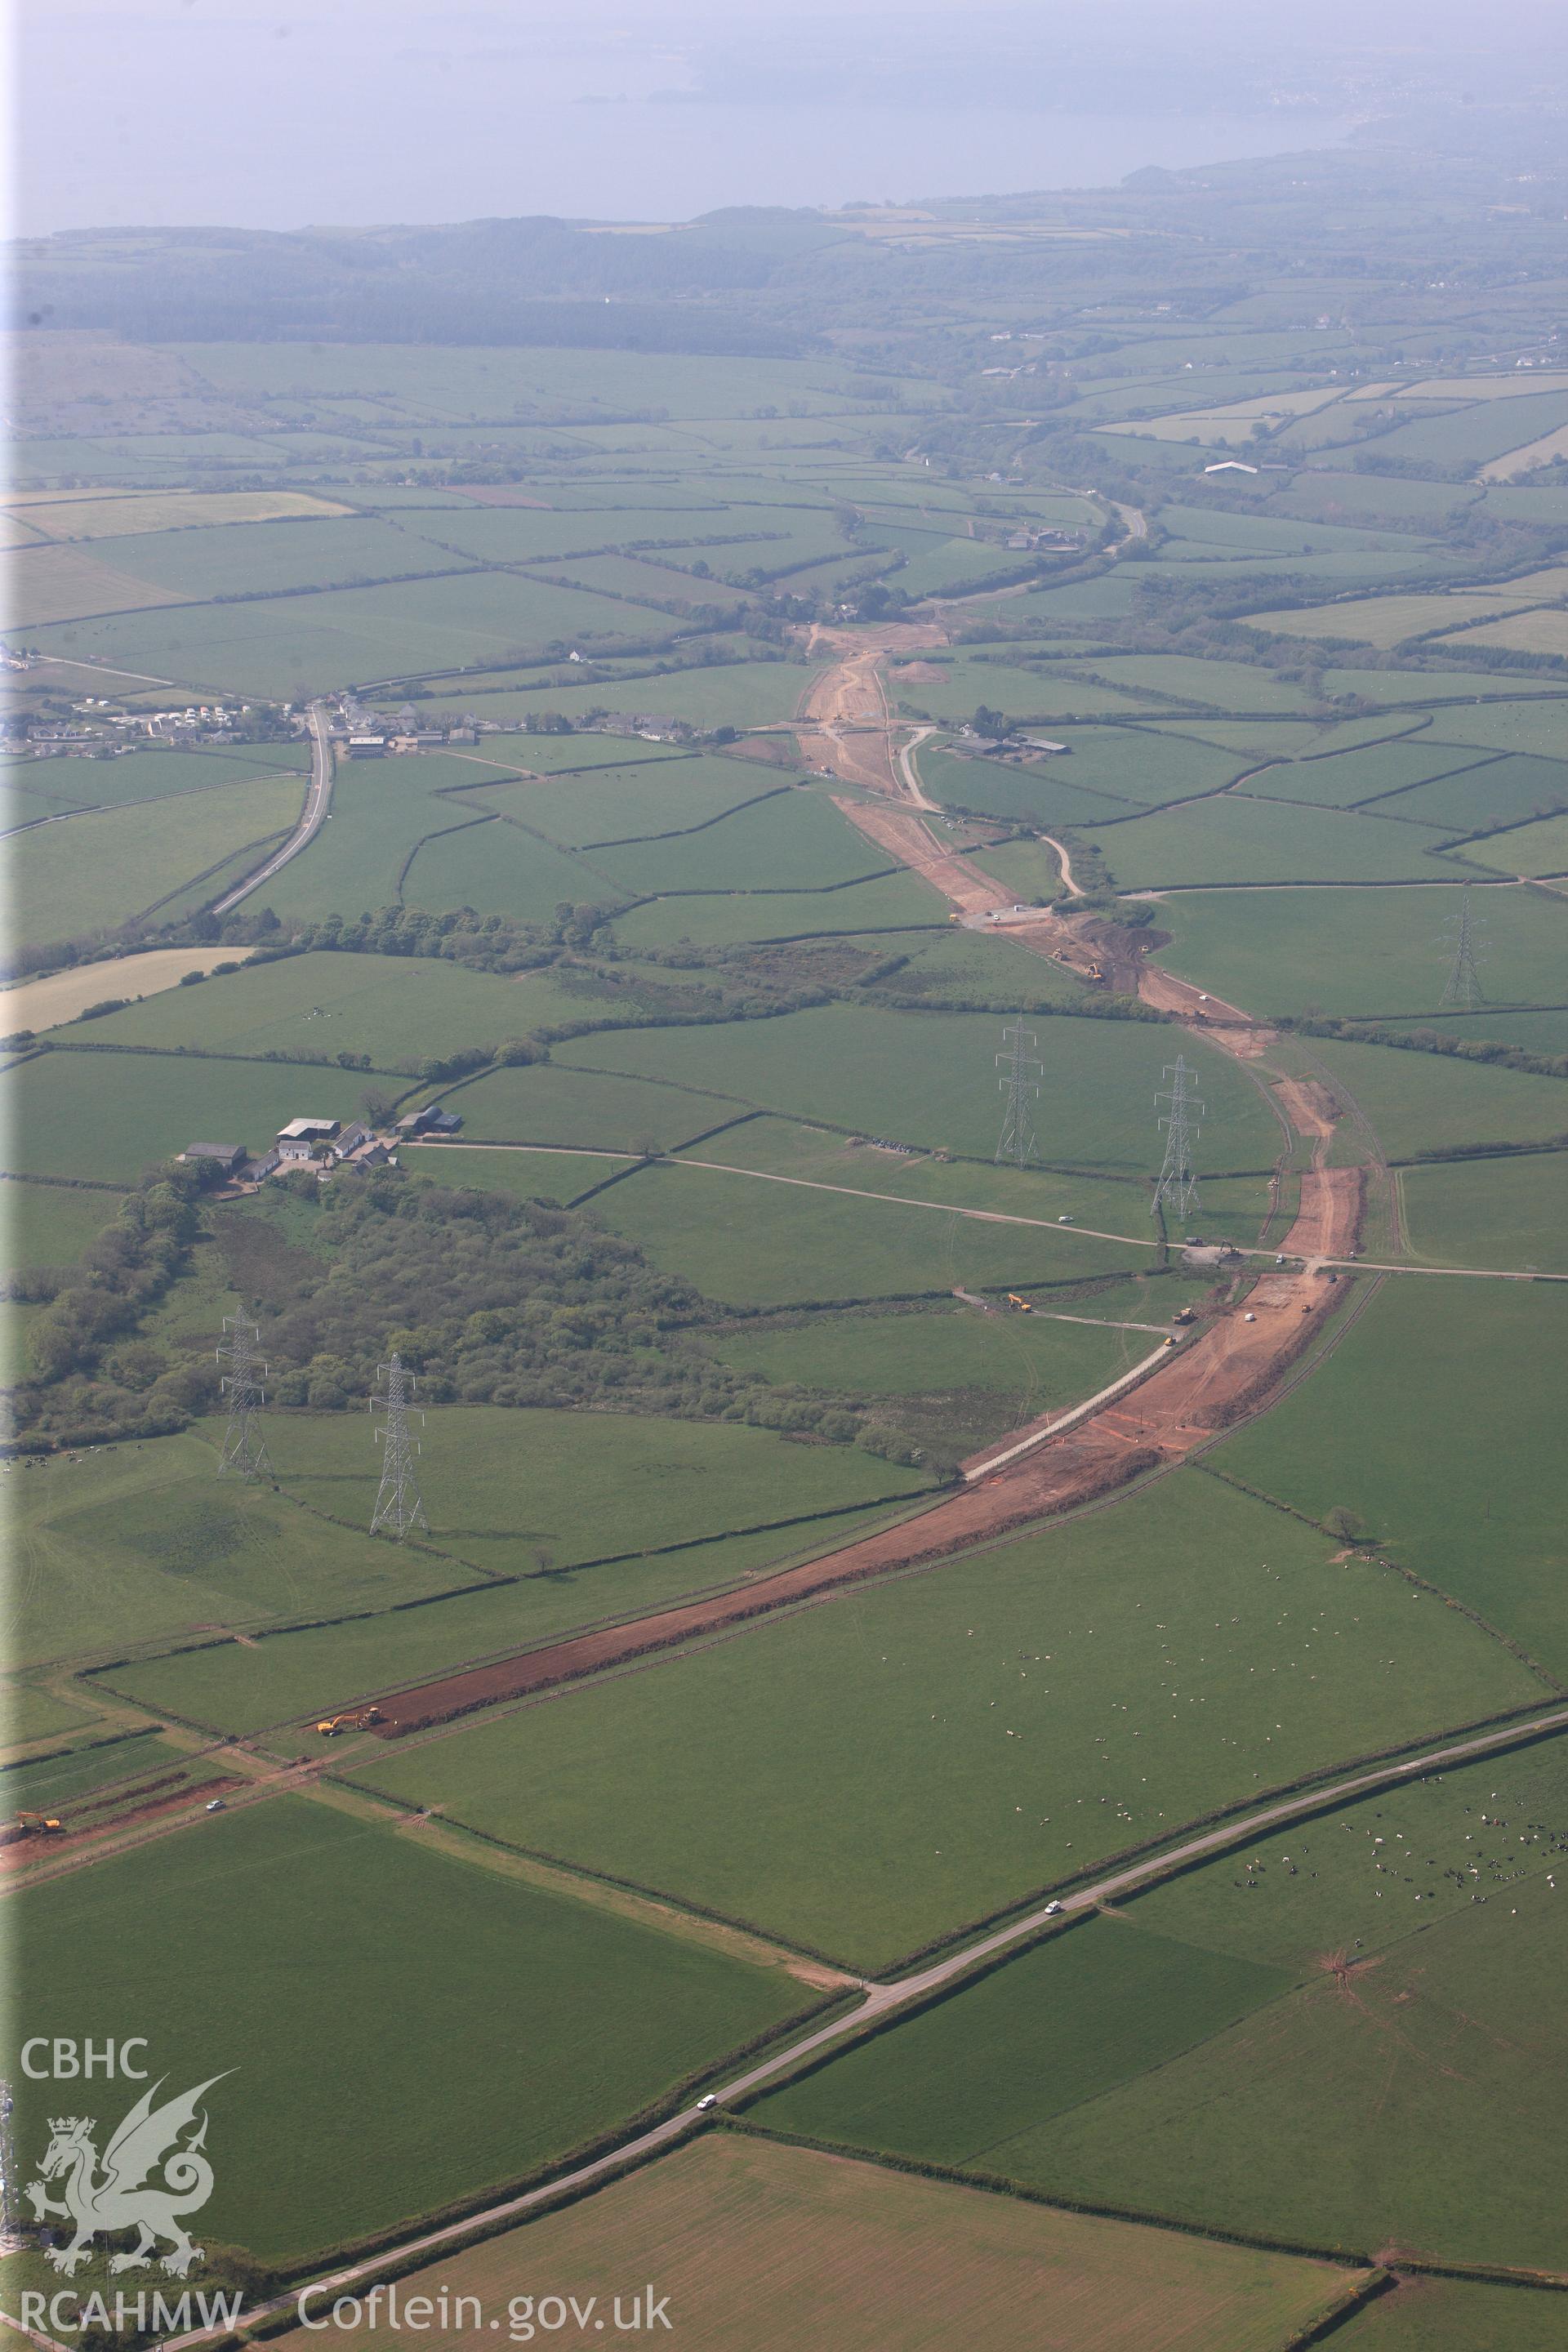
top-left (1009, 1840), bottom-right (1565, 2270)
top-left (753, 1914), bottom-right (1291, 2163)
top-left (96, 1502), bottom-right (924, 1740)
top-left (447, 1062), bottom-right (733, 1152)
top-left (710, 1300), bottom-right (1151, 1403)
top-left (586, 1159), bottom-right (1148, 1305)
top-left (1154, 884), bottom-right (1568, 1018)
top-left (1085, 799), bottom-right (1467, 890)
top-left (0, 1728), bottom-right (208, 1815)
top-left (2, 1179), bottom-right (122, 1270)
top-left (11, 775), bottom-right (304, 947)
top-left (6, 744), bottom-right (307, 821)
top-left (1469, 809), bottom-right (1568, 877)
top-left (401, 814), bottom-right (631, 924)
top-left (1250, 740), bottom-right (1488, 809)
top-left (1400, 1151), bottom-right (1568, 1274)
top-left (348, 1468), bottom-right (1534, 1971)
top-left (27, 569), bottom-right (664, 698)
top-left (1374, 697), bottom-right (1568, 756)
top-left (866, 923), bottom-right (1085, 1006)
top-left (1330, 2277), bottom-right (1568, 2351)
top-left (926, 728), bottom-right (1255, 830)
top-left (1247, 590), bottom-right (1547, 651)
top-left (1063, 655), bottom-right (1318, 712)
top-left (586, 789), bottom-right (886, 897)
top-left (558, 1004), bottom-right (1281, 1174)
top-left (1214, 1277), bottom-right (1568, 1674)
top-left (5, 1432), bottom-right (472, 1668)
top-left (675, 1112), bottom-right (1179, 1234)
top-left (254, 753), bottom-right (534, 920)
top-left (1303, 1034), bottom-right (1568, 1159)
top-left (44, 951), bottom-right (595, 1064)
top-left (66, 514), bottom-right (433, 599)
top-left (607, 870), bottom-right (945, 947)
top-left (762, 1735), bottom-right (1568, 2272)
top-left (8, 1797), bottom-right (809, 2265)
top-left (2, 1050), bottom-right (361, 1182)
top-left (406, 1142), bottom-right (628, 1205)
top-left (475, 753), bottom-right (781, 847)
top-left (1389, 753), bottom-right (1568, 836)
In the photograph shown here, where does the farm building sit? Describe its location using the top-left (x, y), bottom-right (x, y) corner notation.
top-left (397, 1106), bottom-right (464, 1138)
top-left (275, 1116), bottom-right (341, 1163)
top-left (179, 1141), bottom-right (246, 1174)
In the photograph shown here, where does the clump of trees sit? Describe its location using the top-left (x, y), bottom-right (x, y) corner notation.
top-left (7, 1161), bottom-right (228, 1446)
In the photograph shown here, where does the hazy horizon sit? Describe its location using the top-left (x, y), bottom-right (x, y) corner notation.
top-left (19, 0), bottom-right (1535, 239)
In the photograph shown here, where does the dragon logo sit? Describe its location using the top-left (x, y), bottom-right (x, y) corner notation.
top-left (24, 2076), bottom-right (229, 2277)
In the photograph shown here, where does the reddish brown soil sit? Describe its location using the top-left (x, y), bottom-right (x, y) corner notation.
top-left (347, 639), bottom-right (1370, 1741)
top-left (368, 1153), bottom-right (1362, 1739)
top-left (0, 1776), bottom-right (244, 1871)
top-left (835, 799), bottom-right (1018, 915)
top-left (792, 623), bottom-right (946, 795)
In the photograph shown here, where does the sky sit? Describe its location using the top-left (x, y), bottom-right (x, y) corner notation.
top-left (13, 1), bottom-right (1560, 238)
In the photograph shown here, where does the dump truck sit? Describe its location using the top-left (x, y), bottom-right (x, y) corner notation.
top-left (315, 1706), bottom-right (385, 1737)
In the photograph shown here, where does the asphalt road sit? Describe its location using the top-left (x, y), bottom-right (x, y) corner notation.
top-left (212, 702), bottom-right (332, 913)
top-left (127, 1700), bottom-right (1568, 2352)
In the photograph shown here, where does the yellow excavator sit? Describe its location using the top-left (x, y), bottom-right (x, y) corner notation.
top-left (14, 1813), bottom-right (62, 1835)
top-left (315, 1706), bottom-right (385, 1737)
top-left (1005, 1294), bottom-right (1035, 1314)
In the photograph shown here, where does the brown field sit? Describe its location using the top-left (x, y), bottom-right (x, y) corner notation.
top-left (264, 2135), bottom-right (1365, 2352)
top-left (1441, 606), bottom-right (1568, 657)
top-left (13, 490), bottom-right (350, 541)
top-left (0, 944), bottom-right (256, 1032)
top-left (7, 543), bottom-right (189, 626)
top-left (1481, 423), bottom-right (1568, 478)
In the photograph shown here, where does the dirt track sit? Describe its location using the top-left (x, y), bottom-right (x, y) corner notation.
top-left (359, 634), bottom-right (1371, 1738)
top-left (369, 1152), bottom-right (1361, 1737)
top-left (793, 622), bottom-right (945, 795)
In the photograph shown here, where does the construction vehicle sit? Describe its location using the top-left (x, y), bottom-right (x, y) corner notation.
top-left (315, 1706), bottom-right (385, 1737)
top-left (15, 1813), bottom-right (62, 1835)
top-left (1086, 960), bottom-right (1102, 981)
top-left (1005, 1294), bottom-right (1034, 1313)
top-left (1171, 1307), bottom-right (1196, 1326)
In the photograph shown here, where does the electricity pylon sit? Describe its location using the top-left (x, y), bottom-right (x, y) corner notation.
top-left (1439, 884), bottom-right (1486, 1011)
top-left (370, 1352), bottom-right (428, 1540)
top-left (995, 1016), bottom-right (1042, 1167)
top-left (1152, 1055), bottom-right (1204, 1224)
top-left (216, 1312), bottom-right (272, 1481)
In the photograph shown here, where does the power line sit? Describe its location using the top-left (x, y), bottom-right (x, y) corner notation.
top-left (370, 1352), bottom-right (428, 1540)
top-left (216, 1312), bottom-right (272, 1481)
top-left (1439, 884), bottom-right (1486, 1011)
top-left (995, 1016), bottom-right (1042, 1168)
top-left (1152, 1054), bottom-right (1204, 1225)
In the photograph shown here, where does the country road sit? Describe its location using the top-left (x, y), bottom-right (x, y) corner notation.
top-left (212, 701), bottom-right (332, 914)
top-left (126, 1699), bottom-right (1568, 2352)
